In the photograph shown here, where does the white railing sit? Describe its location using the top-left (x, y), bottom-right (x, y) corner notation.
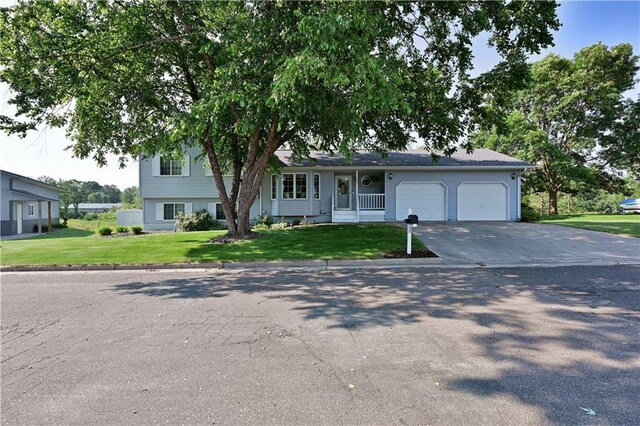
top-left (358, 193), bottom-right (385, 210)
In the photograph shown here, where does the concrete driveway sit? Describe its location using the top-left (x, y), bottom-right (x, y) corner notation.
top-left (413, 222), bottom-right (639, 265)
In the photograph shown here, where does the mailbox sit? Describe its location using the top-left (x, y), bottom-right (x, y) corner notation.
top-left (405, 214), bottom-right (419, 226)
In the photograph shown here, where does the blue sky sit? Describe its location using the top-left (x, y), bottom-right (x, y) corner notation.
top-left (1, 1), bottom-right (639, 189)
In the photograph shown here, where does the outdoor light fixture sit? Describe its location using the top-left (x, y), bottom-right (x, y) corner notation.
top-left (388, 173), bottom-right (393, 180)
top-left (511, 172), bottom-right (516, 180)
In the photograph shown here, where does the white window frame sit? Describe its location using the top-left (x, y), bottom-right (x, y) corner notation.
top-left (313, 173), bottom-right (321, 200)
top-left (282, 173), bottom-right (307, 200)
top-left (162, 203), bottom-right (186, 221)
top-left (27, 203), bottom-right (35, 217)
top-left (271, 175), bottom-right (278, 200)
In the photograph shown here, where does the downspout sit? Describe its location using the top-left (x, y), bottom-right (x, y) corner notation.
top-left (355, 169), bottom-right (359, 223)
top-left (517, 172), bottom-right (522, 221)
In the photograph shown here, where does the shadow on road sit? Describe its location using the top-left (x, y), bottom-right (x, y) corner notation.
top-left (112, 265), bottom-right (640, 424)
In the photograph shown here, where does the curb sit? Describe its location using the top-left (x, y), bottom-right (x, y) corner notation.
top-left (0, 257), bottom-right (444, 273)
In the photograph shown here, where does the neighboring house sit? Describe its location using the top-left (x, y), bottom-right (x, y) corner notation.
top-left (69, 203), bottom-right (123, 213)
top-left (0, 170), bottom-right (60, 236)
top-left (140, 148), bottom-right (531, 231)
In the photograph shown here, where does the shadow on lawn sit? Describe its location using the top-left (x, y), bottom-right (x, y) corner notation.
top-left (112, 265), bottom-right (640, 424)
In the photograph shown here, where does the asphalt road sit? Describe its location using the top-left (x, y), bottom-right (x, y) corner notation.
top-left (2, 265), bottom-right (639, 425)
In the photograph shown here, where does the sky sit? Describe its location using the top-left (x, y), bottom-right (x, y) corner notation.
top-left (1, 1), bottom-right (639, 190)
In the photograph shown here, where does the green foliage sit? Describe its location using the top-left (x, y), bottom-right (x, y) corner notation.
top-left (121, 186), bottom-right (142, 208)
top-left (84, 213), bottom-right (100, 221)
top-left (291, 219), bottom-right (301, 227)
top-left (52, 223), bottom-right (68, 229)
top-left (209, 220), bottom-right (226, 230)
top-left (256, 214), bottom-right (274, 227)
top-left (520, 203), bottom-right (541, 222)
top-left (270, 222), bottom-right (289, 230)
top-left (87, 192), bottom-right (110, 203)
top-left (131, 226), bottom-right (143, 235)
top-left (116, 226), bottom-right (129, 233)
top-left (301, 216), bottom-right (310, 226)
top-left (473, 43), bottom-right (639, 215)
top-left (575, 191), bottom-right (622, 215)
top-left (175, 209), bottom-right (217, 232)
top-left (1, 1), bottom-right (559, 236)
top-left (252, 223), bottom-right (270, 231)
top-left (97, 226), bottom-right (113, 236)
top-left (32, 224), bottom-right (49, 233)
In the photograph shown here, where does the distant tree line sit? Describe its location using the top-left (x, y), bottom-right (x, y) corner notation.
top-left (37, 176), bottom-right (141, 218)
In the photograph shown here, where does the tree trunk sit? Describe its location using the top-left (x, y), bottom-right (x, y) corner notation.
top-left (548, 188), bottom-right (559, 216)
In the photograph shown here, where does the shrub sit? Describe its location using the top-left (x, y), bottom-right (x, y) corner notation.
top-left (52, 223), bottom-right (68, 229)
top-left (253, 223), bottom-right (270, 230)
top-left (521, 203), bottom-right (541, 222)
top-left (175, 209), bottom-right (215, 232)
top-left (256, 214), bottom-right (274, 227)
top-left (209, 220), bottom-right (226, 230)
top-left (84, 213), bottom-right (100, 221)
top-left (97, 226), bottom-right (112, 236)
top-left (291, 219), bottom-right (301, 226)
top-left (131, 226), bottom-right (143, 235)
top-left (301, 216), bottom-right (310, 226)
top-left (270, 221), bottom-right (289, 229)
top-left (32, 224), bottom-right (50, 232)
top-left (116, 226), bottom-right (129, 233)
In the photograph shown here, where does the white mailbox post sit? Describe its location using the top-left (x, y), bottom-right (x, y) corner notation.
top-left (405, 208), bottom-right (419, 255)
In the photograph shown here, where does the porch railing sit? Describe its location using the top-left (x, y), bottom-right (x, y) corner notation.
top-left (358, 193), bottom-right (385, 210)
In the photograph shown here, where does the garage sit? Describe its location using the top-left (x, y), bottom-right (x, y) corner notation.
top-left (395, 182), bottom-right (446, 221)
top-left (457, 182), bottom-right (508, 221)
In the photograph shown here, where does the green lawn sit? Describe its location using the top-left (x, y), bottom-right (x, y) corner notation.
top-left (0, 224), bottom-right (426, 266)
top-left (540, 214), bottom-right (640, 238)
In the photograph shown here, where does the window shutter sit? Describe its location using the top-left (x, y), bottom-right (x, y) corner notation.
top-left (185, 203), bottom-right (193, 214)
top-left (207, 203), bottom-right (215, 216)
top-left (205, 162), bottom-right (213, 176)
top-left (156, 203), bottom-right (164, 220)
top-left (152, 156), bottom-right (160, 176)
top-left (182, 155), bottom-right (190, 176)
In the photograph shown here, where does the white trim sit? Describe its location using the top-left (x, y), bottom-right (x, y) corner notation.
top-left (157, 202), bottom-right (187, 221)
top-left (517, 175), bottom-right (521, 220)
top-left (27, 203), bottom-right (35, 217)
top-left (456, 181), bottom-right (510, 221)
top-left (281, 172), bottom-right (308, 200)
top-left (395, 181), bottom-right (448, 221)
top-left (335, 175), bottom-right (352, 210)
top-left (158, 157), bottom-right (185, 177)
top-left (280, 166), bottom-right (532, 171)
top-left (313, 173), bottom-right (321, 200)
top-left (15, 203), bottom-right (23, 234)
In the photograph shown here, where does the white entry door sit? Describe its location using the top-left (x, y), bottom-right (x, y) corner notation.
top-left (16, 203), bottom-right (23, 234)
top-left (335, 176), bottom-right (351, 210)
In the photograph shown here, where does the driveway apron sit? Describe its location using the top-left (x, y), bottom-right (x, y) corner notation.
top-left (413, 222), bottom-right (640, 265)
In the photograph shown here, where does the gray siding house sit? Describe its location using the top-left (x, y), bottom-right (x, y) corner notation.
top-left (140, 148), bottom-right (530, 230)
top-left (0, 170), bottom-right (60, 236)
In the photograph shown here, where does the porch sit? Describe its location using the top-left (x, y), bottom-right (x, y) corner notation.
top-left (331, 170), bottom-right (386, 223)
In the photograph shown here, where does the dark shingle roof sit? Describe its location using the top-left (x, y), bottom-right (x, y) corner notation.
top-left (275, 149), bottom-right (531, 169)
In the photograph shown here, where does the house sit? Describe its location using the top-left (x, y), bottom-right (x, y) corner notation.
top-left (0, 170), bottom-right (60, 236)
top-left (139, 148), bottom-right (531, 230)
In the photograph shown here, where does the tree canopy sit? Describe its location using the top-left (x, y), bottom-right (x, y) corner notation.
top-left (473, 43), bottom-right (639, 215)
top-left (1, 1), bottom-right (560, 236)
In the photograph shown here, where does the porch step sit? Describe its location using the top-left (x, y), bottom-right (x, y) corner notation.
top-left (332, 210), bottom-right (358, 223)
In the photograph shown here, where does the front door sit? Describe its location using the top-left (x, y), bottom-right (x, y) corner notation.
top-left (336, 176), bottom-right (351, 210)
top-left (15, 203), bottom-right (23, 234)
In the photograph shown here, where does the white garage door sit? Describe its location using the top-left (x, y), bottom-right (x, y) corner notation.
top-left (458, 182), bottom-right (508, 221)
top-left (395, 182), bottom-right (446, 221)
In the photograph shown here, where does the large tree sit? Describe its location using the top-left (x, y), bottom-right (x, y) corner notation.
top-left (473, 43), bottom-right (639, 215)
top-left (1, 1), bottom-right (559, 236)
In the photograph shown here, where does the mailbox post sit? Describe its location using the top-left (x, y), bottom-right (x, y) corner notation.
top-left (404, 209), bottom-right (419, 255)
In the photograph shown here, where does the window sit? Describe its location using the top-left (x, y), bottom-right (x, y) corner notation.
top-left (27, 204), bottom-right (35, 217)
top-left (282, 173), bottom-right (307, 199)
top-left (215, 203), bottom-right (225, 221)
top-left (163, 203), bottom-right (185, 220)
top-left (160, 158), bottom-right (183, 176)
top-left (313, 173), bottom-right (320, 199)
top-left (271, 175), bottom-right (277, 200)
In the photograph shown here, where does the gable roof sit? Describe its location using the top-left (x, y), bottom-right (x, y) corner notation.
top-left (275, 148), bottom-right (531, 169)
top-left (1, 170), bottom-right (61, 191)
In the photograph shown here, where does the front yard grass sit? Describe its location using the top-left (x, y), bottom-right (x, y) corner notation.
top-left (0, 224), bottom-right (426, 266)
top-left (540, 214), bottom-right (639, 238)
